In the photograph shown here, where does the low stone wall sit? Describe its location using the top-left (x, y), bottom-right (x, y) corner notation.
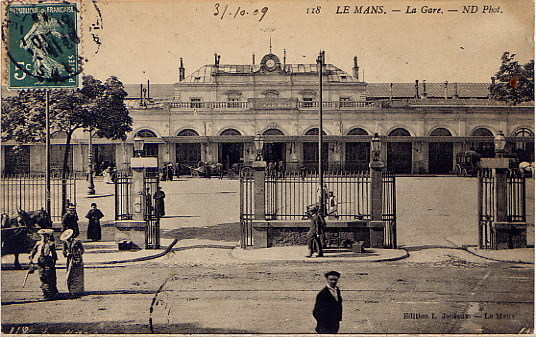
top-left (252, 220), bottom-right (370, 249)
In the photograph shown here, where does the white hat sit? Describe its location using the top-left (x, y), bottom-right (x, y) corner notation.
top-left (60, 229), bottom-right (74, 241)
top-left (38, 228), bottom-right (54, 235)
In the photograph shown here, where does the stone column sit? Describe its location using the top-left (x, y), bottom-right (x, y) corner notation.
top-left (369, 160), bottom-right (385, 248)
top-left (252, 161), bottom-right (266, 220)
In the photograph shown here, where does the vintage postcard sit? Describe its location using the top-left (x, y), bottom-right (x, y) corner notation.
top-left (1, 0), bottom-right (534, 335)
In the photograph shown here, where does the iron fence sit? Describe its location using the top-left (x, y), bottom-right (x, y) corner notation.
top-left (478, 168), bottom-right (526, 249)
top-left (265, 170), bottom-right (371, 220)
top-left (0, 173), bottom-right (76, 222)
top-left (240, 167), bottom-right (254, 248)
top-left (382, 171), bottom-right (397, 248)
top-left (114, 171), bottom-right (132, 220)
top-left (144, 170), bottom-right (160, 249)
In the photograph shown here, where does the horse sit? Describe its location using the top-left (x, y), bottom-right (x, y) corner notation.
top-left (1, 208), bottom-right (52, 269)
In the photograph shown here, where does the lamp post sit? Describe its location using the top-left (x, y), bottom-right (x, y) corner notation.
top-left (254, 134), bottom-right (264, 161)
top-left (317, 50), bottom-right (325, 216)
top-left (369, 133), bottom-right (385, 248)
top-left (87, 128), bottom-right (95, 195)
top-left (133, 136), bottom-right (145, 158)
top-left (494, 130), bottom-right (507, 158)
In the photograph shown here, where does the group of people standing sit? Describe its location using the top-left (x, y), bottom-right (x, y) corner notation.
top-left (27, 203), bottom-right (105, 300)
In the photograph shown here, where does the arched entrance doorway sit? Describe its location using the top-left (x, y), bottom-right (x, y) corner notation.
top-left (345, 128), bottom-right (369, 172)
top-left (470, 128), bottom-right (495, 158)
top-left (303, 128), bottom-right (328, 172)
top-left (387, 128), bottom-right (412, 174)
top-left (176, 129), bottom-right (201, 171)
top-left (428, 128), bottom-right (453, 174)
top-left (262, 129), bottom-right (286, 164)
top-left (134, 129), bottom-right (159, 157)
top-left (511, 128), bottom-right (534, 162)
top-left (219, 129), bottom-right (243, 169)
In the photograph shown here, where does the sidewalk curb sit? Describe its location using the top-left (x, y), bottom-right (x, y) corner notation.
top-left (461, 246), bottom-right (534, 265)
top-left (84, 238), bottom-right (179, 266)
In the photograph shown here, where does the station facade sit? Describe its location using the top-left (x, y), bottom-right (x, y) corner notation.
top-left (1, 52), bottom-right (534, 175)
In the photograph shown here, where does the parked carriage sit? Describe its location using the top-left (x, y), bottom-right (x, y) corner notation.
top-left (455, 151), bottom-right (481, 177)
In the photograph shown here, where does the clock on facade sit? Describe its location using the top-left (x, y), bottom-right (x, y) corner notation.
top-left (261, 54), bottom-right (280, 71)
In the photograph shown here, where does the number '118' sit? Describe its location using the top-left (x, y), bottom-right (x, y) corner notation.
top-left (306, 6), bottom-right (321, 14)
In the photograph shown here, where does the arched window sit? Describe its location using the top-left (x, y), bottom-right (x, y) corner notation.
top-left (305, 128), bottom-right (327, 135)
top-left (177, 129), bottom-right (199, 136)
top-left (430, 128), bottom-right (452, 137)
top-left (513, 128), bottom-right (534, 138)
top-left (135, 129), bottom-right (157, 137)
top-left (347, 128), bottom-right (369, 136)
top-left (388, 128), bottom-right (411, 137)
top-left (220, 129), bottom-right (241, 136)
top-left (471, 128), bottom-right (493, 137)
top-left (263, 129), bottom-right (284, 136)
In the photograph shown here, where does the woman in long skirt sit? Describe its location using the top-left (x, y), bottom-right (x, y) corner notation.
top-left (29, 229), bottom-right (59, 300)
top-left (61, 229), bottom-right (85, 297)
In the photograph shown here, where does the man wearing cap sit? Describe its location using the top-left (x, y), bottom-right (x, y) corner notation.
top-left (306, 204), bottom-right (325, 258)
top-left (29, 229), bottom-right (59, 300)
top-left (61, 229), bottom-right (85, 297)
top-left (313, 271), bottom-right (343, 334)
top-left (62, 205), bottom-right (79, 238)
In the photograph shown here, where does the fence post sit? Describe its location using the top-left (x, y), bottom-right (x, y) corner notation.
top-left (252, 161), bottom-right (266, 220)
top-left (369, 161), bottom-right (385, 248)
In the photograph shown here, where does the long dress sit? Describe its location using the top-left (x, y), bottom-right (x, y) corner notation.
top-left (63, 238), bottom-right (84, 295)
top-left (29, 239), bottom-right (59, 300)
top-left (153, 190), bottom-right (166, 217)
top-left (85, 208), bottom-right (104, 241)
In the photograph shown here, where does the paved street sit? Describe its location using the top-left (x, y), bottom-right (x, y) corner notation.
top-left (1, 176), bottom-right (534, 334)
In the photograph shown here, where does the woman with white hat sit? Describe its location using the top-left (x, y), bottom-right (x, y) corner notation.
top-left (28, 228), bottom-right (59, 300)
top-left (61, 229), bottom-right (85, 297)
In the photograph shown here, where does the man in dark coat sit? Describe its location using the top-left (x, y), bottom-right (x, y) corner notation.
top-left (313, 271), bottom-right (343, 334)
top-left (153, 187), bottom-right (166, 218)
top-left (85, 203), bottom-right (104, 241)
top-left (306, 204), bottom-right (325, 258)
top-left (62, 205), bottom-right (80, 238)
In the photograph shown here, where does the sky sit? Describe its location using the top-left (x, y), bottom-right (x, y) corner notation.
top-left (6, 0), bottom-right (536, 85)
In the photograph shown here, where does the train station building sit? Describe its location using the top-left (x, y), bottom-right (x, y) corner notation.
top-left (1, 52), bottom-right (534, 175)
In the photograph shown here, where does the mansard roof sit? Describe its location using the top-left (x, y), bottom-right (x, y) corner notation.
top-left (181, 64), bottom-right (359, 84)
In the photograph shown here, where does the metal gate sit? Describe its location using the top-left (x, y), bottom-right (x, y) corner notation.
top-left (114, 169), bottom-right (160, 249)
top-left (240, 169), bottom-right (397, 249)
top-left (478, 168), bottom-right (526, 249)
top-left (1, 172), bottom-right (77, 222)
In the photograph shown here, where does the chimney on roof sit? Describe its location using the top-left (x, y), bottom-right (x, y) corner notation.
top-left (214, 53), bottom-right (221, 67)
top-left (389, 83), bottom-right (393, 100)
top-left (453, 82), bottom-right (459, 99)
top-left (421, 80), bottom-right (427, 99)
top-left (252, 53), bottom-right (255, 65)
top-left (414, 80), bottom-right (419, 99)
top-left (179, 58), bottom-right (185, 82)
top-left (444, 81), bottom-right (448, 99)
top-left (283, 49), bottom-right (287, 69)
top-left (491, 76), bottom-right (496, 85)
top-left (147, 79), bottom-right (150, 99)
top-left (352, 56), bottom-right (359, 81)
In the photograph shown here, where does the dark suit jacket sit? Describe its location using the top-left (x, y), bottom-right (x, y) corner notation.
top-left (313, 286), bottom-right (343, 324)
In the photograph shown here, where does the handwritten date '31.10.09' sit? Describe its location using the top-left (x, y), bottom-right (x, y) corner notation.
top-left (214, 3), bottom-right (269, 22)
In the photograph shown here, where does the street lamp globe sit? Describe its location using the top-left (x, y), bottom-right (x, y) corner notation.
top-left (371, 133), bottom-right (381, 161)
top-left (254, 134), bottom-right (264, 161)
top-left (133, 135), bottom-right (145, 157)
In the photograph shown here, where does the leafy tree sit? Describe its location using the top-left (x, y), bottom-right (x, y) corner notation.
top-left (489, 52), bottom-right (534, 105)
top-left (1, 75), bottom-right (132, 178)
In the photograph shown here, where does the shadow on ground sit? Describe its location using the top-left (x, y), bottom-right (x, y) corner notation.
top-left (164, 222), bottom-right (241, 242)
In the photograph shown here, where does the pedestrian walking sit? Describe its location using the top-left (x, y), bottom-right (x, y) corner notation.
top-left (145, 187), bottom-right (153, 216)
top-left (61, 229), bottom-right (85, 297)
top-left (153, 186), bottom-right (166, 217)
top-left (62, 204), bottom-right (79, 238)
top-left (313, 271), bottom-right (343, 334)
top-left (327, 191), bottom-right (339, 219)
top-left (85, 203), bottom-right (104, 242)
top-left (306, 204), bottom-right (325, 258)
top-left (161, 164), bottom-right (168, 181)
top-left (167, 163), bottom-right (174, 181)
top-left (28, 229), bottom-right (59, 300)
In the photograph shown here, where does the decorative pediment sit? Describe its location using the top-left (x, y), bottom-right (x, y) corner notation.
top-left (224, 90), bottom-right (242, 97)
top-left (298, 89), bottom-right (316, 97)
top-left (261, 89), bottom-right (280, 97)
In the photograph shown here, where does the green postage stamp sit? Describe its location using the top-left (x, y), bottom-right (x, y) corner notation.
top-left (7, 3), bottom-right (79, 89)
